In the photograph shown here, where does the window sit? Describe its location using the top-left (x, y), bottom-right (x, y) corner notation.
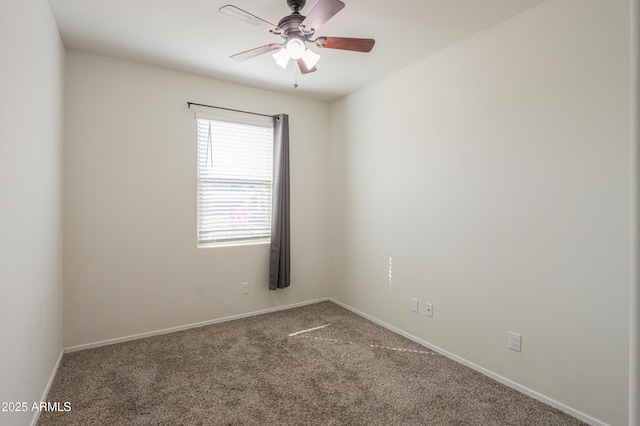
top-left (197, 114), bottom-right (274, 247)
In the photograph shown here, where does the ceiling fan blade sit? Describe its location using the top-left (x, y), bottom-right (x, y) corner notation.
top-left (314, 37), bottom-right (375, 52)
top-left (230, 44), bottom-right (282, 61)
top-left (299, 0), bottom-right (345, 34)
top-left (297, 59), bottom-right (317, 74)
top-left (219, 5), bottom-right (282, 34)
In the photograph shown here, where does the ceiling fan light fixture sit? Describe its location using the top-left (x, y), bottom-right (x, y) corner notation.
top-left (272, 47), bottom-right (290, 68)
top-left (301, 48), bottom-right (320, 69)
top-left (285, 37), bottom-right (306, 59)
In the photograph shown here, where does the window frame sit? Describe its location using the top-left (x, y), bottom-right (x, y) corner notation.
top-left (196, 112), bottom-right (274, 248)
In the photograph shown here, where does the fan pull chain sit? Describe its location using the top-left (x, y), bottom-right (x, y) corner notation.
top-left (293, 62), bottom-right (299, 89)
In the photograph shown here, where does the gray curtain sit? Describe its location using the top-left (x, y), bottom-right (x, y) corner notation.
top-left (269, 114), bottom-right (290, 290)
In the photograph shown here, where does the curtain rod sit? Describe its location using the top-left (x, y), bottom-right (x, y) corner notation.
top-left (187, 102), bottom-right (275, 118)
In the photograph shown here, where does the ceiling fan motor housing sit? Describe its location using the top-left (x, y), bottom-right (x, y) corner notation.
top-left (278, 13), bottom-right (305, 35)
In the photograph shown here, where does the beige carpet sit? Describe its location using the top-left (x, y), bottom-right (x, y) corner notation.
top-left (38, 301), bottom-right (586, 425)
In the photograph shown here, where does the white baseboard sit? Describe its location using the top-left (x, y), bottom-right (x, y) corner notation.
top-left (328, 298), bottom-right (609, 426)
top-left (30, 348), bottom-right (64, 426)
top-left (64, 297), bottom-right (330, 353)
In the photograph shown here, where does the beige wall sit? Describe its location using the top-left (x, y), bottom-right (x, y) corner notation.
top-left (0, 1), bottom-right (65, 425)
top-left (63, 51), bottom-right (332, 348)
top-left (631, 1), bottom-right (640, 424)
top-left (330, 1), bottom-right (631, 425)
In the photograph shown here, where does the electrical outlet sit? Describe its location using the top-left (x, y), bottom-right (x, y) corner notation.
top-left (410, 298), bottom-right (419, 313)
top-left (241, 282), bottom-right (249, 294)
top-left (424, 303), bottom-right (433, 318)
top-left (508, 331), bottom-right (521, 352)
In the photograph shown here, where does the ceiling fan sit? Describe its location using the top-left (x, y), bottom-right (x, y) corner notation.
top-left (219, 0), bottom-right (375, 74)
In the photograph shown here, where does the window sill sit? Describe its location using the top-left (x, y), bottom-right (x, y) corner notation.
top-left (198, 239), bottom-right (270, 249)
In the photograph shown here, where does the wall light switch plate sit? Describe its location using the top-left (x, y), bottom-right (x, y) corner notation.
top-left (508, 331), bottom-right (521, 352)
top-left (410, 298), bottom-right (419, 313)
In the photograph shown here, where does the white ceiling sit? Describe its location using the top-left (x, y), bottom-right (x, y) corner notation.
top-left (47, 0), bottom-right (547, 102)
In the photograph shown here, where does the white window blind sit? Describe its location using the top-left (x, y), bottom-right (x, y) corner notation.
top-left (197, 116), bottom-right (274, 246)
